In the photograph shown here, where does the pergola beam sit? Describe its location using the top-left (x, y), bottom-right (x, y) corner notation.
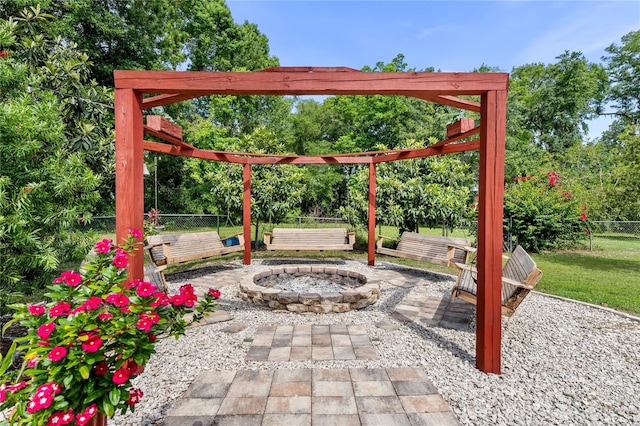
top-left (114, 70), bottom-right (508, 96)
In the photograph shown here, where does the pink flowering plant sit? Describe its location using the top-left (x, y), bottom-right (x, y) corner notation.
top-left (0, 230), bottom-right (220, 425)
top-left (502, 171), bottom-right (590, 251)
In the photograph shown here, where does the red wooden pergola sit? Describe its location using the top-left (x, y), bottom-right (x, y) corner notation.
top-left (113, 67), bottom-right (508, 373)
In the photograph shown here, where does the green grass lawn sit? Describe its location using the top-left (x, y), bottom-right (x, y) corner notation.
top-left (532, 244), bottom-right (640, 315)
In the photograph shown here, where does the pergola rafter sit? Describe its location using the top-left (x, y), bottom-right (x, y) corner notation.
top-left (114, 67), bottom-right (508, 373)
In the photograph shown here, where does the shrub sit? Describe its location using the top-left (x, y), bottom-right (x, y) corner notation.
top-left (0, 230), bottom-right (219, 425)
top-left (503, 171), bottom-right (589, 252)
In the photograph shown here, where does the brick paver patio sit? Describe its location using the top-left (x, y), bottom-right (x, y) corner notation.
top-left (165, 368), bottom-right (460, 426)
top-left (246, 324), bottom-right (379, 362)
top-left (163, 262), bottom-right (468, 425)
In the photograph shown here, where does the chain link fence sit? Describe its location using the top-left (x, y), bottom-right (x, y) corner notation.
top-left (590, 221), bottom-right (640, 237)
top-left (81, 216), bottom-right (638, 251)
top-left (81, 214), bottom-right (347, 234)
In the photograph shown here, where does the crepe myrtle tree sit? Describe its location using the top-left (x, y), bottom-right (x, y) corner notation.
top-left (340, 139), bottom-right (473, 236)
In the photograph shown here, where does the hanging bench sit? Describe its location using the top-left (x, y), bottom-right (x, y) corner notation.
top-left (263, 228), bottom-right (355, 251)
top-left (145, 231), bottom-right (244, 266)
top-left (376, 232), bottom-right (473, 266)
top-left (450, 245), bottom-right (543, 316)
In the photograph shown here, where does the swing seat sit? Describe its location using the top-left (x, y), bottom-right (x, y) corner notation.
top-left (145, 231), bottom-right (244, 266)
top-left (376, 232), bottom-right (472, 266)
top-left (450, 245), bottom-right (543, 316)
top-left (263, 228), bottom-right (355, 251)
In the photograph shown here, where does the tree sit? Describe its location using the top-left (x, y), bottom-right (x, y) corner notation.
top-left (183, 124), bottom-right (305, 241)
top-left (509, 52), bottom-right (607, 153)
top-left (0, 18), bottom-right (100, 290)
top-left (602, 30), bottom-right (640, 125)
top-left (340, 139), bottom-right (473, 234)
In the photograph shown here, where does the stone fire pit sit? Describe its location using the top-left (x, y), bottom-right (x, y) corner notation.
top-left (238, 266), bottom-right (380, 313)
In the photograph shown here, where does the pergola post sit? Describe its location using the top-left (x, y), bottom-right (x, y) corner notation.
top-left (368, 163), bottom-right (377, 266)
top-left (243, 164), bottom-right (252, 265)
top-left (114, 88), bottom-right (144, 281)
top-left (476, 90), bottom-right (507, 374)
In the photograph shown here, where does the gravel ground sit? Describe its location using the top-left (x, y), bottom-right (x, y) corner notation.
top-left (112, 260), bottom-right (640, 426)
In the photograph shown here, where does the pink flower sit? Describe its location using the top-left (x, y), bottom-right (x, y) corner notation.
top-left (74, 404), bottom-right (98, 426)
top-left (113, 254), bottom-right (128, 268)
top-left (27, 382), bottom-right (60, 413)
top-left (46, 409), bottom-right (74, 426)
top-left (27, 357), bottom-right (39, 368)
top-left (60, 270), bottom-right (82, 286)
top-left (105, 293), bottom-right (129, 307)
top-left (81, 334), bottom-right (103, 353)
top-left (136, 316), bottom-right (153, 332)
top-left (146, 311), bottom-right (160, 323)
top-left (37, 322), bottom-right (55, 340)
top-left (8, 382), bottom-right (27, 392)
top-left (136, 281), bottom-right (157, 297)
top-left (97, 312), bottom-right (113, 321)
top-left (179, 284), bottom-right (195, 295)
top-left (48, 346), bottom-right (67, 362)
top-left (28, 304), bottom-right (46, 315)
top-left (126, 387), bottom-right (144, 405)
top-left (112, 368), bottom-right (130, 385)
top-left (94, 238), bottom-right (112, 253)
top-left (150, 292), bottom-right (169, 307)
top-left (546, 171), bottom-right (560, 187)
top-left (129, 228), bottom-right (143, 239)
top-left (208, 288), bottom-right (221, 299)
top-left (183, 294), bottom-right (197, 307)
top-left (27, 393), bottom-right (54, 413)
top-left (127, 278), bottom-right (142, 289)
top-left (170, 294), bottom-right (184, 306)
top-left (86, 296), bottom-right (103, 309)
top-left (126, 360), bottom-right (139, 376)
top-left (94, 361), bottom-right (108, 375)
top-left (148, 333), bottom-right (156, 342)
top-left (49, 301), bottom-right (71, 317)
top-left (580, 212), bottom-right (588, 221)
top-left (1, 381), bottom-right (27, 402)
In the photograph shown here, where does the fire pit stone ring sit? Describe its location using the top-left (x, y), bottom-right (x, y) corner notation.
top-left (238, 266), bottom-right (381, 313)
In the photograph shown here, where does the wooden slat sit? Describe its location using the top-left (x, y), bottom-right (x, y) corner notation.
top-left (143, 125), bottom-right (194, 149)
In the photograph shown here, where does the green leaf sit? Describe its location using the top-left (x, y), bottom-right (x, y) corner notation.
top-left (79, 364), bottom-right (90, 379)
top-left (101, 398), bottom-right (115, 417)
top-left (109, 387), bottom-right (120, 407)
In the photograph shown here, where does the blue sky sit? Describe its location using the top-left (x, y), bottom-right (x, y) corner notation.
top-left (226, 0), bottom-right (639, 138)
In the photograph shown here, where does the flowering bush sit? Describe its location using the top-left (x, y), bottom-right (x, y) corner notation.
top-left (0, 230), bottom-right (219, 425)
top-left (503, 171), bottom-right (589, 251)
